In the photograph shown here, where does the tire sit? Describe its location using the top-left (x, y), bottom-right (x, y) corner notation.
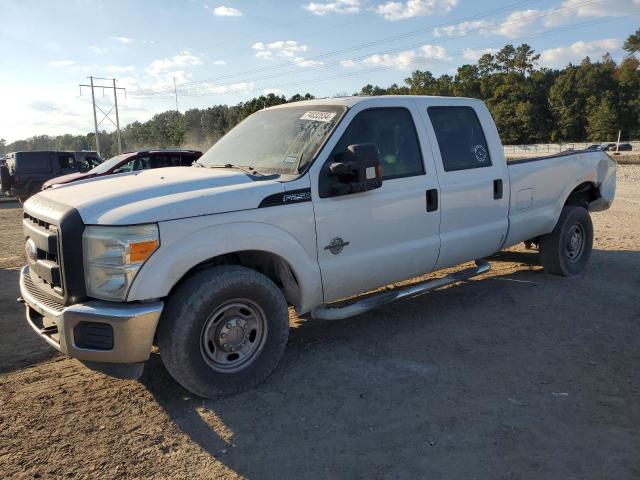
top-left (539, 205), bottom-right (593, 276)
top-left (157, 265), bottom-right (290, 398)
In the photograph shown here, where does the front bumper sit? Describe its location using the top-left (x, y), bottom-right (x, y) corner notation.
top-left (19, 266), bottom-right (163, 363)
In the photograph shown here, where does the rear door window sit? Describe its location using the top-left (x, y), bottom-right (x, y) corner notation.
top-left (15, 152), bottom-right (52, 173)
top-left (179, 155), bottom-right (196, 166)
top-left (427, 106), bottom-right (492, 172)
top-left (148, 156), bottom-right (171, 169)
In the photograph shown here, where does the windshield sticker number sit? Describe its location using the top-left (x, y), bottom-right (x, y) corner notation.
top-left (300, 111), bottom-right (336, 123)
top-left (284, 155), bottom-right (297, 164)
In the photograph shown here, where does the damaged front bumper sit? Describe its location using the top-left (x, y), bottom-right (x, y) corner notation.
top-left (19, 266), bottom-right (163, 365)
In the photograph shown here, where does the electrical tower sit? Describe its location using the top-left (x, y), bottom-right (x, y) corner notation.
top-left (79, 76), bottom-right (126, 156)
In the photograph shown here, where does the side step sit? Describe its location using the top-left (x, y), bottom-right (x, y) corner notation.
top-left (311, 259), bottom-right (491, 321)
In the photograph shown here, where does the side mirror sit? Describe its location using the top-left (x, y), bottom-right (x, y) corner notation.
top-left (327, 143), bottom-right (383, 196)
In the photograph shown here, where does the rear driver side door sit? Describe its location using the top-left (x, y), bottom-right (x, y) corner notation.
top-left (313, 101), bottom-right (441, 303)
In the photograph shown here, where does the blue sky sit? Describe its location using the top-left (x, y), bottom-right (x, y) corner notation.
top-left (0, 0), bottom-right (638, 141)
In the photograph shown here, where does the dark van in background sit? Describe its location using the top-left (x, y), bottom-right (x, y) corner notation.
top-left (0, 151), bottom-right (102, 203)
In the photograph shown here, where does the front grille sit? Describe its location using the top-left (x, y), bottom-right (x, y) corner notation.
top-left (23, 211), bottom-right (63, 294)
top-left (23, 200), bottom-right (86, 305)
top-left (22, 269), bottom-right (64, 314)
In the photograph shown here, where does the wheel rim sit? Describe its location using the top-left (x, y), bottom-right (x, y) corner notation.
top-left (565, 223), bottom-right (585, 262)
top-left (200, 299), bottom-right (268, 373)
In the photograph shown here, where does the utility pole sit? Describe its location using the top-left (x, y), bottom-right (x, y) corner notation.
top-left (79, 76), bottom-right (126, 156)
top-left (173, 77), bottom-right (179, 113)
top-left (113, 78), bottom-right (122, 154)
top-left (89, 76), bottom-right (100, 155)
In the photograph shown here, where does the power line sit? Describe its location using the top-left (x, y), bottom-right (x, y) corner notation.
top-left (178, 11), bottom-right (639, 99)
top-left (130, 0), bottom-right (610, 99)
top-left (135, 0), bottom-right (544, 96)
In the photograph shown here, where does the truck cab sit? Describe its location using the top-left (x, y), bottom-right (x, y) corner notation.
top-left (18, 96), bottom-right (615, 398)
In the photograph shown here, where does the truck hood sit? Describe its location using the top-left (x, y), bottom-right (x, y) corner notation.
top-left (31, 167), bottom-right (284, 224)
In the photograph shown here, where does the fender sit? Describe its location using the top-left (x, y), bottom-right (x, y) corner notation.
top-left (126, 219), bottom-right (324, 314)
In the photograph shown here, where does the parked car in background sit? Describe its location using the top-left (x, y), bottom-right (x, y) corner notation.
top-left (598, 143), bottom-right (633, 152)
top-left (0, 151), bottom-right (102, 203)
top-left (42, 149), bottom-right (202, 190)
top-left (585, 144), bottom-right (601, 150)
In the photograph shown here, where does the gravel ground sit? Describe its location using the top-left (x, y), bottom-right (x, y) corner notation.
top-left (0, 166), bottom-right (638, 479)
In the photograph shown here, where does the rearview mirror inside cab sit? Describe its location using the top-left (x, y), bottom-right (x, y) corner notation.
top-left (322, 143), bottom-right (383, 198)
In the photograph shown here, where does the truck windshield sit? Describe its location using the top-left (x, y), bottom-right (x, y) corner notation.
top-left (197, 105), bottom-right (346, 175)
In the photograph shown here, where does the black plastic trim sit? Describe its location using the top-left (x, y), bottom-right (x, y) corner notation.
top-left (259, 188), bottom-right (312, 208)
top-left (58, 207), bottom-right (86, 305)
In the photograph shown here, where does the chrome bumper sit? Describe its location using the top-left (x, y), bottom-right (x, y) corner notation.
top-left (19, 266), bottom-right (163, 363)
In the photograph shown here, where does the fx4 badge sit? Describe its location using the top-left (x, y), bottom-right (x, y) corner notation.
top-left (324, 237), bottom-right (350, 255)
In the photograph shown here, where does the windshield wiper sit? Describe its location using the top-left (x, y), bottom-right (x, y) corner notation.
top-left (201, 163), bottom-right (264, 176)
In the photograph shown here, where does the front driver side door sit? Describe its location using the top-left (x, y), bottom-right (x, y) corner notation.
top-left (313, 103), bottom-right (441, 303)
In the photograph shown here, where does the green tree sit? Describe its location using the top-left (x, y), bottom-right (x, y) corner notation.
top-left (586, 92), bottom-right (619, 140)
top-left (623, 27), bottom-right (640, 54)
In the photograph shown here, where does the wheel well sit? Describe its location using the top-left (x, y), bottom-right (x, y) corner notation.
top-left (565, 182), bottom-right (600, 209)
top-left (171, 250), bottom-right (302, 308)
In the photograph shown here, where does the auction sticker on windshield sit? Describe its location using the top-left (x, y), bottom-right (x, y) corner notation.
top-left (300, 111), bottom-right (337, 122)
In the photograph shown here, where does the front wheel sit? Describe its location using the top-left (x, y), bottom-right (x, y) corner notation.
top-left (539, 205), bottom-right (593, 276)
top-left (157, 265), bottom-right (290, 398)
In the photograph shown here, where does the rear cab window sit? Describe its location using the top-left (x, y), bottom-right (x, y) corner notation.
top-left (427, 106), bottom-right (491, 172)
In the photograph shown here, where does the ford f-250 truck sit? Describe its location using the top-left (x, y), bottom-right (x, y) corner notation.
top-left (19, 96), bottom-right (616, 398)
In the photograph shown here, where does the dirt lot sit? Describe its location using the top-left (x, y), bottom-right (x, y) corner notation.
top-left (1, 167), bottom-right (639, 479)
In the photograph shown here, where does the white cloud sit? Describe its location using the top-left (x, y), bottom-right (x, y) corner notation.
top-left (304, 0), bottom-right (360, 15)
top-left (340, 59), bottom-right (358, 68)
top-left (252, 40), bottom-right (323, 67)
top-left (462, 48), bottom-right (499, 62)
top-left (375, 0), bottom-right (457, 21)
top-left (346, 44), bottom-right (448, 69)
top-left (433, 19), bottom-right (493, 37)
top-left (147, 51), bottom-right (203, 76)
top-left (110, 36), bottom-right (133, 43)
top-left (200, 82), bottom-right (254, 94)
top-left (212, 5), bottom-right (243, 16)
top-left (89, 46), bottom-right (107, 55)
top-left (48, 60), bottom-right (75, 67)
top-left (213, 60), bottom-right (227, 65)
top-left (106, 65), bottom-right (135, 73)
top-left (496, 9), bottom-right (540, 38)
top-left (539, 38), bottom-right (622, 68)
top-left (494, 0), bottom-right (640, 39)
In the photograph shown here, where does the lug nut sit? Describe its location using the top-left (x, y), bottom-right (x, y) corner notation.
top-left (236, 319), bottom-right (241, 326)
top-left (226, 323), bottom-right (232, 329)
top-left (221, 333), bottom-right (226, 338)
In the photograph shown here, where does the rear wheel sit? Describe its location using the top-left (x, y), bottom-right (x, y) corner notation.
top-left (157, 265), bottom-right (290, 398)
top-left (539, 205), bottom-right (593, 276)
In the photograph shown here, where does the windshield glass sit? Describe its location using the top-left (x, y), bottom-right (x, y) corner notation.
top-left (90, 154), bottom-right (131, 174)
top-left (197, 105), bottom-right (346, 175)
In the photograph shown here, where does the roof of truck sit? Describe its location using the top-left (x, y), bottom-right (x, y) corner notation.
top-left (269, 95), bottom-right (482, 109)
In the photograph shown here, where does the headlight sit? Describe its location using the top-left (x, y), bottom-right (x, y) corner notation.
top-left (83, 224), bottom-right (159, 301)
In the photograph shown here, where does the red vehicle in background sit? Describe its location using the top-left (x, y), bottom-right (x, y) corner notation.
top-left (42, 149), bottom-right (202, 190)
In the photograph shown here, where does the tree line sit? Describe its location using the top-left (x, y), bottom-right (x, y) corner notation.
top-left (2, 29), bottom-right (639, 158)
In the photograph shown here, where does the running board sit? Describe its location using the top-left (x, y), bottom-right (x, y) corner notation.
top-left (311, 260), bottom-right (491, 321)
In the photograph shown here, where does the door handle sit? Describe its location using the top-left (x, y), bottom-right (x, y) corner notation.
top-left (426, 189), bottom-right (438, 212)
top-left (493, 179), bottom-right (503, 200)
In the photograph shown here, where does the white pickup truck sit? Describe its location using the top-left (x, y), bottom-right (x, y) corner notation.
top-left (19, 96), bottom-right (616, 398)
